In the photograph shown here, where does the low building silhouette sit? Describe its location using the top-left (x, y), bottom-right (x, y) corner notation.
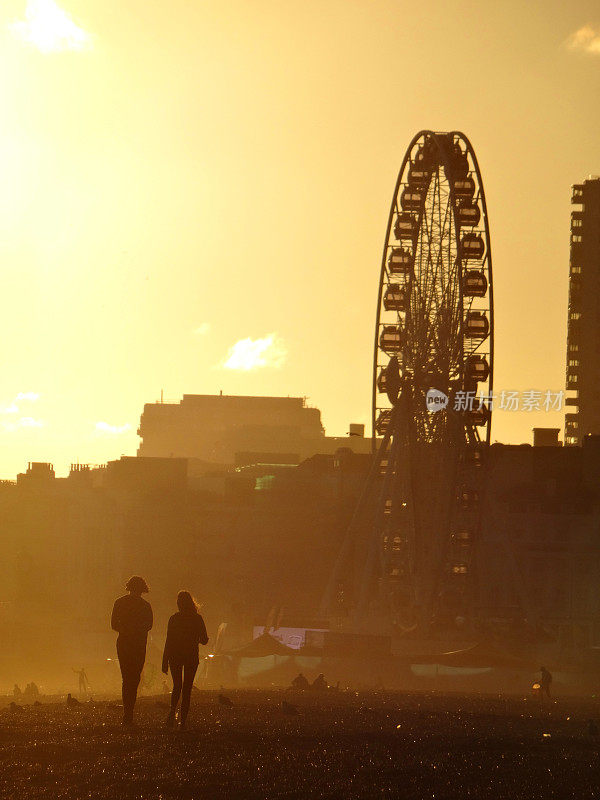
top-left (137, 393), bottom-right (372, 466)
top-left (2, 413), bottom-right (600, 685)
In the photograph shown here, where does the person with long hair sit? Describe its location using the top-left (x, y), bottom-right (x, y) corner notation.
top-left (162, 590), bottom-right (208, 729)
top-left (111, 575), bottom-right (153, 726)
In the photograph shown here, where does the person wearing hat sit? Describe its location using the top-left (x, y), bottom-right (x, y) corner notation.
top-left (111, 576), bottom-right (153, 725)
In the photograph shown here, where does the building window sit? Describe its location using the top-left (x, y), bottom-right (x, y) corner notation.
top-left (567, 374), bottom-right (578, 383)
top-left (255, 475), bottom-right (275, 491)
top-left (570, 312), bottom-right (582, 320)
top-left (568, 343), bottom-right (579, 352)
top-left (568, 359), bottom-right (579, 367)
top-left (571, 266), bottom-right (581, 274)
top-left (571, 234), bottom-right (583, 243)
top-left (571, 218), bottom-right (583, 228)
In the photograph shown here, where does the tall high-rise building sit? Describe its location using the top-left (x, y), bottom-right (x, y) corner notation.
top-left (565, 177), bottom-right (600, 446)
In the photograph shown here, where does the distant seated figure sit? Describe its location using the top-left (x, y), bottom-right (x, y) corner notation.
top-left (311, 673), bottom-right (328, 691)
top-left (540, 666), bottom-right (552, 698)
top-left (13, 684), bottom-right (22, 698)
top-left (291, 673), bottom-right (310, 690)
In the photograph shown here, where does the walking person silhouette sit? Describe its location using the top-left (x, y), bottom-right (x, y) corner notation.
top-left (540, 666), bottom-right (552, 699)
top-left (162, 591), bottom-right (208, 729)
top-left (111, 576), bottom-right (153, 726)
top-left (72, 667), bottom-right (88, 695)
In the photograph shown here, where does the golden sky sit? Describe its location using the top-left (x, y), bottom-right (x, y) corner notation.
top-left (1, 0), bottom-right (599, 476)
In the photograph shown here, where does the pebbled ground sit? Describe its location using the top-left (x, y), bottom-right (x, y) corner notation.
top-left (0, 690), bottom-right (599, 799)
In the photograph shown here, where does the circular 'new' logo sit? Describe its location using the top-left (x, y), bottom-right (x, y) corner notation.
top-left (426, 388), bottom-right (449, 413)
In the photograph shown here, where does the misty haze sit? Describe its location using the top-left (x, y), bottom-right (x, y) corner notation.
top-left (1, 2), bottom-right (600, 799)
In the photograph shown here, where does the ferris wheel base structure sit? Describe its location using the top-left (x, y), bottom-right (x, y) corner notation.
top-left (322, 131), bottom-right (494, 639)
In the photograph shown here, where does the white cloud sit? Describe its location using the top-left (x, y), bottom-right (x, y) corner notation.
top-left (19, 417), bottom-right (44, 428)
top-left (1, 392), bottom-right (40, 415)
top-left (95, 421), bottom-right (131, 435)
top-left (16, 392), bottom-right (39, 402)
top-left (3, 417), bottom-right (44, 432)
top-left (10, 0), bottom-right (92, 54)
top-left (222, 333), bottom-right (287, 371)
top-left (193, 323), bottom-right (211, 336)
top-left (566, 25), bottom-right (600, 55)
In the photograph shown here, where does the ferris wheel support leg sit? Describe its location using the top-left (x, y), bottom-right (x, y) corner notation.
top-left (427, 483), bottom-right (460, 631)
top-left (318, 421), bottom-right (395, 619)
top-left (356, 415), bottom-right (403, 620)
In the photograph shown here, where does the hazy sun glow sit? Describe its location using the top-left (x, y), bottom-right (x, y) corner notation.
top-left (10, 0), bottom-right (92, 53)
top-left (223, 334), bottom-right (287, 371)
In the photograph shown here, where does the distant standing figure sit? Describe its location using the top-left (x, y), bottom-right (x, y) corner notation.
top-left (111, 576), bottom-right (153, 726)
top-left (73, 667), bottom-right (88, 694)
top-left (540, 666), bottom-right (552, 698)
top-left (312, 673), bottom-right (328, 691)
top-left (291, 673), bottom-right (310, 690)
top-left (13, 684), bottom-right (22, 698)
top-left (162, 591), bottom-right (208, 729)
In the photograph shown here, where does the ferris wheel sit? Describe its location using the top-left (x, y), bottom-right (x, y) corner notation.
top-left (323, 130), bottom-right (493, 634)
top-left (374, 130), bottom-right (493, 446)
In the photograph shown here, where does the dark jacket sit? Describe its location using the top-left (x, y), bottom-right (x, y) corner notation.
top-left (162, 611), bottom-right (208, 670)
top-left (111, 594), bottom-right (153, 645)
